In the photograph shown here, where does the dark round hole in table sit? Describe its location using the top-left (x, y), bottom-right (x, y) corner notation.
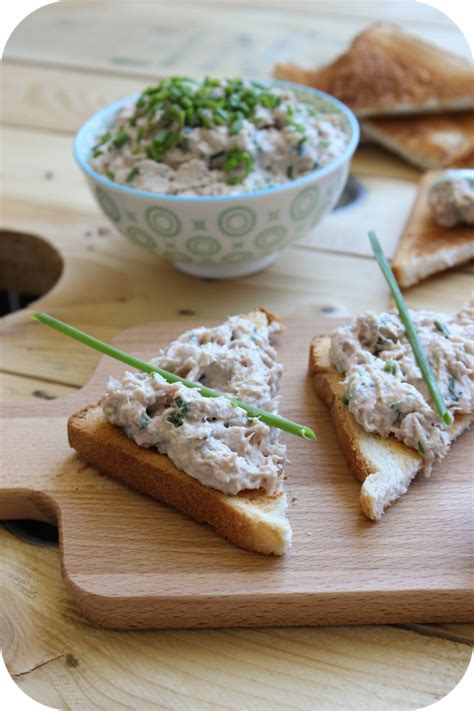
top-left (3, 520), bottom-right (59, 548)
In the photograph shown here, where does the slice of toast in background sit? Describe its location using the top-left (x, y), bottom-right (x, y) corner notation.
top-left (68, 405), bottom-right (291, 555)
top-left (392, 170), bottom-right (474, 288)
top-left (361, 111), bottom-right (474, 170)
top-left (274, 22), bottom-right (474, 118)
top-left (309, 336), bottom-right (472, 520)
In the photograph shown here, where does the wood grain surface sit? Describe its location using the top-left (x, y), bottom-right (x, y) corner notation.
top-left (1, 0), bottom-right (473, 708)
top-left (1, 318), bottom-right (473, 630)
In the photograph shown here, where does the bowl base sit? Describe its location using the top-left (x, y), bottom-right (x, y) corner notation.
top-left (173, 253), bottom-right (278, 279)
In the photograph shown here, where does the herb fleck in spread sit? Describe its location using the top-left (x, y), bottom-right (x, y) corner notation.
top-left (90, 77), bottom-right (348, 196)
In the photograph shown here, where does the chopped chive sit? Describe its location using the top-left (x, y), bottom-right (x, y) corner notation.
top-left (113, 130), bottom-right (130, 149)
top-left (31, 312), bottom-right (317, 441)
top-left (448, 377), bottom-right (459, 402)
top-left (230, 116), bottom-right (243, 135)
top-left (340, 394), bottom-right (349, 406)
top-left (369, 230), bottom-right (453, 427)
top-left (417, 441), bottom-right (425, 456)
top-left (383, 359), bottom-right (399, 375)
top-left (434, 320), bottom-right (451, 338)
top-left (125, 167), bottom-right (139, 183)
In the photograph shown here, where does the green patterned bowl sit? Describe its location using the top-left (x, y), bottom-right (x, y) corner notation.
top-left (74, 81), bottom-right (359, 278)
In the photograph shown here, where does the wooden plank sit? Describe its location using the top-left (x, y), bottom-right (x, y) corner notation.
top-left (1, 61), bottom-right (144, 134)
top-left (5, 0), bottom-right (470, 80)
top-left (400, 623), bottom-right (474, 646)
top-left (0, 373), bottom-right (75, 403)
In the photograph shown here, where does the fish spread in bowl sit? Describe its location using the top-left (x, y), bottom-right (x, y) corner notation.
top-left (90, 76), bottom-right (349, 197)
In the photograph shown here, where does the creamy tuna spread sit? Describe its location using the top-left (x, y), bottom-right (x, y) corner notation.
top-left (428, 170), bottom-right (474, 228)
top-left (330, 298), bottom-right (474, 472)
top-left (90, 76), bottom-right (348, 195)
top-left (101, 312), bottom-right (286, 495)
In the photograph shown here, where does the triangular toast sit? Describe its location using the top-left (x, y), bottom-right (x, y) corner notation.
top-left (309, 336), bottom-right (472, 520)
top-left (392, 170), bottom-right (474, 288)
top-left (362, 111), bottom-right (474, 170)
top-left (274, 22), bottom-right (474, 117)
top-left (68, 309), bottom-right (292, 555)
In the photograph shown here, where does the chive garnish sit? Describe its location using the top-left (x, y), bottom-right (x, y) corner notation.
top-left (369, 230), bottom-right (453, 427)
top-left (32, 312), bottom-right (316, 441)
top-left (112, 130), bottom-right (130, 149)
top-left (383, 359), bottom-right (399, 375)
top-left (434, 320), bottom-right (450, 338)
top-left (125, 167), bottom-right (139, 183)
top-left (91, 77), bottom-right (301, 174)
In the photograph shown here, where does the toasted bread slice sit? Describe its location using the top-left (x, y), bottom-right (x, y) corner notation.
top-left (361, 111), bottom-right (474, 170)
top-left (309, 336), bottom-right (472, 520)
top-left (274, 22), bottom-right (474, 118)
top-left (67, 308), bottom-right (291, 556)
top-left (68, 405), bottom-right (291, 555)
top-left (392, 170), bottom-right (474, 287)
top-left (451, 146), bottom-right (474, 168)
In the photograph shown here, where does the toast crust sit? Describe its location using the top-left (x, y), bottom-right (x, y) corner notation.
top-left (362, 111), bottom-right (474, 170)
top-left (309, 335), bottom-right (472, 520)
top-left (68, 405), bottom-right (291, 555)
top-left (392, 170), bottom-right (474, 288)
top-left (274, 22), bottom-right (474, 118)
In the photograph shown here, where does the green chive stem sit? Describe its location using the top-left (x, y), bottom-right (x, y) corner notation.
top-left (369, 231), bottom-right (453, 427)
top-left (32, 312), bottom-right (316, 441)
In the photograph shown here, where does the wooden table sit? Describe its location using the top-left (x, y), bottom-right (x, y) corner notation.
top-left (1, 2), bottom-right (472, 708)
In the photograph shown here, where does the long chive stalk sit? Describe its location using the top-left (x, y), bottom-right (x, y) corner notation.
top-left (32, 312), bottom-right (316, 441)
top-left (368, 231), bottom-right (452, 426)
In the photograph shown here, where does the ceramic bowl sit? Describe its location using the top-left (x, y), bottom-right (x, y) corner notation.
top-left (74, 81), bottom-right (359, 279)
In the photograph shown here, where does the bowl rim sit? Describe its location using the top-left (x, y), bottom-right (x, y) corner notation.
top-left (73, 79), bottom-right (360, 203)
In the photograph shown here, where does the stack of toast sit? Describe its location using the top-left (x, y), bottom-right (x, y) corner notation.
top-left (274, 22), bottom-right (474, 286)
top-left (274, 22), bottom-right (474, 171)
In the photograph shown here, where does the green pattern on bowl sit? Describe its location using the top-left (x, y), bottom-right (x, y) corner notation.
top-left (186, 235), bottom-right (221, 257)
top-left (146, 206), bottom-right (181, 237)
top-left (218, 206), bottom-right (257, 236)
top-left (96, 188), bottom-right (120, 222)
top-left (255, 225), bottom-right (288, 251)
top-left (290, 186), bottom-right (319, 221)
top-left (220, 250), bottom-right (255, 263)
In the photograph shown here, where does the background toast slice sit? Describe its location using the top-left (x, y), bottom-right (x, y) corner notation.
top-left (309, 336), bottom-right (472, 520)
top-left (392, 170), bottom-right (474, 288)
top-left (274, 22), bottom-right (474, 117)
top-left (68, 405), bottom-right (291, 555)
top-left (361, 111), bottom-right (474, 170)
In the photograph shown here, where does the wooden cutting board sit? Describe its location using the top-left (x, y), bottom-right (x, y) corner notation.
top-left (1, 318), bottom-right (472, 630)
